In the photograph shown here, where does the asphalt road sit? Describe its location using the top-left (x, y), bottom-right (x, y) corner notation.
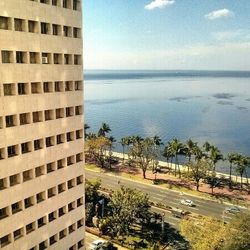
top-left (86, 169), bottom-right (245, 228)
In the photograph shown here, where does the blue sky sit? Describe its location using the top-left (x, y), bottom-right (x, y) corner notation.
top-left (84, 0), bottom-right (250, 70)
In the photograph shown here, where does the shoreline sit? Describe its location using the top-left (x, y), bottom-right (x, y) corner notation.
top-left (111, 151), bottom-right (248, 184)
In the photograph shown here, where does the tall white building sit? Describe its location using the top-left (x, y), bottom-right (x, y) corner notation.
top-left (0, 0), bottom-right (84, 249)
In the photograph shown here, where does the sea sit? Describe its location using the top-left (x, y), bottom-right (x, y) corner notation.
top-left (84, 70), bottom-right (250, 174)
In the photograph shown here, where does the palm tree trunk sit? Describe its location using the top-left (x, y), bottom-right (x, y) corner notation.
top-left (174, 155), bottom-right (177, 176)
top-left (229, 163), bottom-right (232, 188)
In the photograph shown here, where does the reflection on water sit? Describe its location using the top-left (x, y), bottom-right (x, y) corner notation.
top-left (85, 72), bottom-right (250, 174)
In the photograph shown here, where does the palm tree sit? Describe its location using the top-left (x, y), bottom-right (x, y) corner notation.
top-left (108, 136), bottom-right (116, 169)
top-left (203, 141), bottom-right (211, 158)
top-left (192, 144), bottom-right (203, 163)
top-left (185, 139), bottom-right (198, 173)
top-left (227, 152), bottom-right (238, 188)
top-left (163, 144), bottom-right (174, 169)
top-left (120, 137), bottom-right (127, 162)
top-left (169, 138), bottom-right (185, 178)
top-left (235, 155), bottom-right (247, 189)
top-left (210, 146), bottom-right (223, 171)
top-left (152, 136), bottom-right (162, 172)
top-left (84, 123), bottom-right (90, 139)
top-left (98, 122), bottom-right (111, 137)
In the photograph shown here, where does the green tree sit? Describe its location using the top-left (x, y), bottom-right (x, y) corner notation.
top-left (180, 216), bottom-right (226, 250)
top-left (227, 152), bottom-right (238, 188)
top-left (98, 122), bottom-right (111, 137)
top-left (222, 211), bottom-right (250, 250)
top-left (235, 154), bottom-right (248, 188)
top-left (84, 123), bottom-right (90, 139)
top-left (85, 136), bottom-right (112, 168)
top-left (187, 159), bottom-right (211, 191)
top-left (85, 179), bottom-right (101, 203)
top-left (184, 139), bottom-right (198, 173)
top-left (103, 186), bottom-right (150, 239)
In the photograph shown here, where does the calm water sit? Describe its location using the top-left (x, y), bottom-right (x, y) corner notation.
top-left (85, 70), bottom-right (250, 174)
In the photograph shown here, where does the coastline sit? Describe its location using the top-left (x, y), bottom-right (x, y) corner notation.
top-left (111, 151), bottom-right (248, 184)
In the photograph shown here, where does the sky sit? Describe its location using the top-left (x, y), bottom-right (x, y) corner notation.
top-left (84, 0), bottom-right (250, 70)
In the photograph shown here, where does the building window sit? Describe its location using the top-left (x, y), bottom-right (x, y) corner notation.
top-left (52, 0), bottom-right (59, 6)
top-left (68, 224), bottom-right (76, 234)
top-left (5, 115), bottom-right (16, 127)
top-left (33, 111), bottom-right (43, 122)
top-left (77, 219), bottom-right (84, 228)
top-left (14, 18), bottom-right (25, 32)
top-left (9, 174), bottom-right (20, 186)
top-left (67, 155), bottom-right (75, 166)
top-left (63, 26), bottom-right (71, 37)
top-left (18, 83), bottom-right (28, 95)
top-left (36, 192), bottom-right (45, 203)
top-left (24, 196), bottom-right (34, 209)
top-left (28, 20), bottom-right (38, 33)
top-left (56, 108), bottom-right (64, 118)
top-left (31, 82), bottom-right (42, 94)
top-left (35, 166), bottom-right (45, 177)
top-left (65, 81), bottom-right (73, 91)
top-left (26, 222), bottom-right (35, 234)
top-left (58, 206), bottom-right (66, 217)
top-left (75, 105), bottom-right (83, 115)
top-left (47, 187), bottom-right (56, 198)
top-left (73, 27), bottom-right (81, 38)
top-left (66, 132), bottom-right (74, 142)
top-left (1, 51), bottom-right (13, 63)
top-left (13, 228), bottom-right (24, 241)
top-left (0, 16), bottom-right (11, 30)
top-left (52, 24), bottom-right (60, 35)
top-left (53, 53), bottom-right (62, 64)
top-left (49, 235), bottom-right (57, 246)
top-left (3, 83), bottom-right (15, 95)
top-left (30, 52), bottom-right (39, 64)
top-left (74, 54), bottom-right (81, 65)
top-left (46, 136), bottom-right (54, 147)
top-left (67, 179), bottom-right (75, 189)
top-left (78, 240), bottom-right (84, 249)
top-left (77, 175), bottom-right (83, 185)
top-left (57, 134), bottom-right (64, 144)
top-left (43, 82), bottom-right (53, 93)
top-left (73, 0), bottom-right (80, 10)
top-left (77, 197), bottom-right (83, 207)
top-left (39, 240), bottom-right (48, 250)
top-left (37, 217), bottom-right (46, 228)
top-left (0, 234), bottom-right (11, 248)
top-left (0, 177), bottom-right (7, 190)
top-left (57, 159), bottom-right (65, 169)
top-left (23, 170), bottom-right (33, 182)
top-left (76, 130), bottom-right (83, 139)
top-left (68, 201), bottom-right (75, 212)
top-left (20, 113), bottom-right (30, 125)
top-left (16, 51), bottom-right (27, 63)
top-left (55, 81), bottom-right (63, 92)
top-left (11, 201), bottom-right (22, 214)
top-left (64, 54), bottom-right (71, 64)
top-left (75, 81), bottom-right (82, 90)
top-left (21, 142), bottom-right (31, 154)
top-left (45, 110), bottom-right (54, 120)
top-left (41, 22), bottom-right (49, 34)
top-left (34, 139), bottom-right (43, 150)
top-left (40, 0), bottom-right (50, 4)
top-left (42, 53), bottom-right (50, 64)
top-left (48, 212), bottom-right (57, 222)
top-left (66, 107), bottom-right (73, 117)
top-left (46, 162), bottom-right (56, 173)
top-left (0, 207), bottom-right (9, 220)
top-left (63, 0), bottom-right (69, 8)
top-left (8, 145), bottom-right (18, 158)
top-left (59, 229), bottom-right (67, 239)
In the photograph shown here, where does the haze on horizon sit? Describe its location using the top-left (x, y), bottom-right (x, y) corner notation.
top-left (84, 0), bottom-right (250, 71)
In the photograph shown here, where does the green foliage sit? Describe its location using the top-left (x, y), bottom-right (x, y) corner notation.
top-left (85, 179), bottom-right (101, 203)
top-left (181, 211), bottom-right (250, 250)
top-left (103, 186), bottom-right (151, 238)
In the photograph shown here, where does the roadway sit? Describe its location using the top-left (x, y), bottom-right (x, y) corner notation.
top-left (86, 169), bottom-right (244, 229)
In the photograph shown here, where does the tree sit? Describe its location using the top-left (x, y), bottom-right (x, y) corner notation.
top-left (84, 123), bottom-right (90, 139)
top-left (169, 138), bottom-right (185, 178)
top-left (108, 136), bottom-right (116, 168)
top-left (235, 154), bottom-right (247, 188)
top-left (102, 186), bottom-right (150, 239)
top-left (129, 137), bottom-right (155, 178)
top-left (120, 137), bottom-right (127, 162)
top-left (227, 152), bottom-right (238, 188)
top-left (85, 136), bottom-right (112, 168)
top-left (152, 136), bottom-right (162, 172)
top-left (203, 141), bottom-right (212, 159)
top-left (187, 159), bottom-right (211, 191)
top-left (210, 146), bottom-right (223, 171)
top-left (98, 122), bottom-right (111, 137)
top-left (180, 216), bottom-right (226, 250)
top-left (85, 179), bottom-right (101, 203)
top-left (184, 139), bottom-right (198, 173)
top-left (222, 211), bottom-right (250, 250)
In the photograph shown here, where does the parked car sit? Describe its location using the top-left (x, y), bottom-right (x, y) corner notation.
top-left (226, 206), bottom-right (240, 214)
top-left (180, 199), bottom-right (194, 207)
top-left (171, 208), bottom-right (187, 218)
top-left (89, 240), bottom-right (106, 250)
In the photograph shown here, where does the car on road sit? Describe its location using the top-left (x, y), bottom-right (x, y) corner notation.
top-left (89, 239), bottom-right (106, 250)
top-left (180, 199), bottom-right (195, 207)
top-left (226, 206), bottom-right (241, 214)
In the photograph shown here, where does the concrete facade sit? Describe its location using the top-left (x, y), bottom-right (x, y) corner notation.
top-left (0, 0), bottom-right (84, 249)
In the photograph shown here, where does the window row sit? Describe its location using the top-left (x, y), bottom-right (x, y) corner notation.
top-left (0, 128), bottom-right (83, 160)
top-left (0, 212), bottom-right (84, 249)
top-left (0, 15), bottom-right (81, 37)
top-left (0, 81), bottom-right (82, 97)
top-left (1, 50), bottom-right (82, 65)
top-left (0, 175), bottom-right (84, 223)
top-left (0, 105), bottom-right (83, 129)
top-left (0, 152), bottom-right (83, 192)
top-left (30, 0), bottom-right (81, 11)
